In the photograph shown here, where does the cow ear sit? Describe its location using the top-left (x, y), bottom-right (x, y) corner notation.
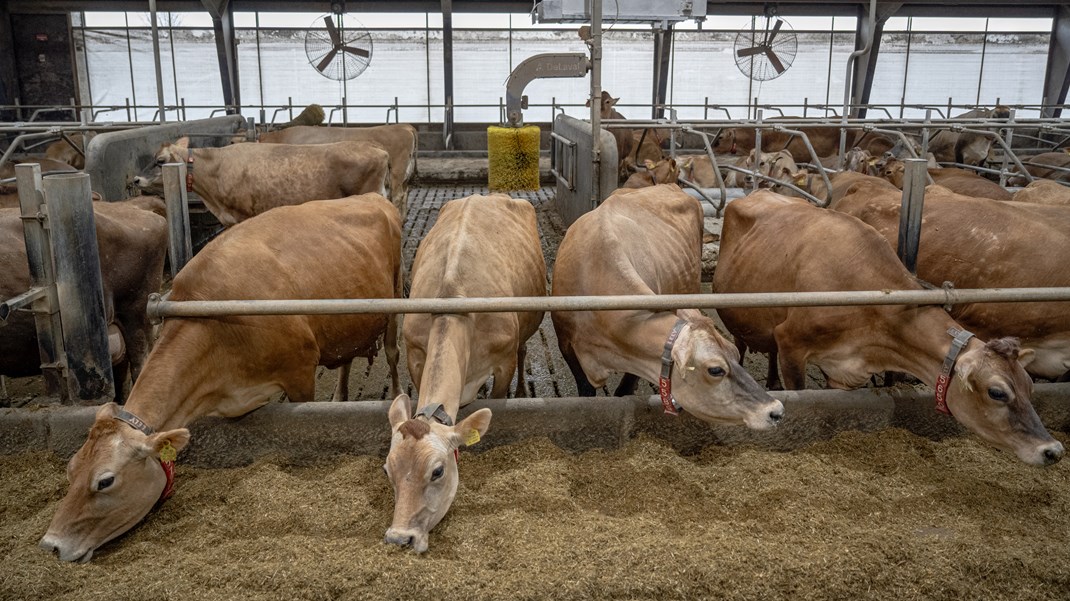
top-left (1018, 348), bottom-right (1036, 368)
top-left (174, 136), bottom-right (190, 150)
top-left (148, 428), bottom-right (190, 455)
top-left (670, 326), bottom-right (696, 380)
top-left (644, 159), bottom-right (655, 169)
top-left (388, 394), bottom-right (411, 429)
top-left (584, 98), bottom-right (592, 107)
top-left (95, 402), bottom-right (120, 421)
top-left (452, 408), bottom-right (492, 448)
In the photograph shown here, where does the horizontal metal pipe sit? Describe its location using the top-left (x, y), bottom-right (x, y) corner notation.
top-left (0, 286), bottom-right (45, 323)
top-left (148, 287), bottom-right (1070, 319)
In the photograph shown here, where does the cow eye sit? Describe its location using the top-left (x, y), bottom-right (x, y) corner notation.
top-left (96, 475), bottom-right (115, 491)
top-left (430, 466), bottom-right (444, 482)
top-left (988, 387), bottom-right (1009, 402)
top-left (707, 366), bottom-right (726, 377)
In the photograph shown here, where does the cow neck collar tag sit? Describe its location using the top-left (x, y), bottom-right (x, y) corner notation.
top-left (658, 318), bottom-right (688, 416)
top-left (185, 148), bottom-right (194, 193)
top-left (415, 403), bottom-right (454, 427)
top-left (934, 327), bottom-right (975, 416)
top-left (112, 409), bottom-right (176, 502)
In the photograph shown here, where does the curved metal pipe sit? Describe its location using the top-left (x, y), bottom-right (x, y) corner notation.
top-left (839, 0), bottom-right (878, 168)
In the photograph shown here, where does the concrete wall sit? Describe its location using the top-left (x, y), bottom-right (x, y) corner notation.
top-left (3, 385), bottom-right (1067, 467)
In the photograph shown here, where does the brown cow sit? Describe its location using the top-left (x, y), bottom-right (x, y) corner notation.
top-left (386, 194), bottom-right (546, 553)
top-left (879, 158), bottom-right (1011, 201)
top-left (927, 106), bottom-right (1010, 166)
top-left (1008, 151), bottom-right (1070, 186)
top-left (713, 125), bottom-right (894, 159)
top-left (782, 168), bottom-right (897, 204)
top-left (1012, 178), bottom-right (1070, 206)
top-left (1, 199), bottom-right (167, 400)
top-left (714, 191), bottom-right (1062, 466)
top-left (134, 137), bottom-right (391, 226)
top-left (586, 91), bottom-right (634, 182)
top-left (681, 150), bottom-right (798, 189)
top-left (39, 195), bottom-right (402, 562)
top-left (621, 128), bottom-right (667, 175)
top-left (257, 124), bottom-right (418, 220)
top-left (621, 157), bottom-right (684, 189)
top-left (831, 185), bottom-right (1070, 381)
top-left (44, 132), bottom-right (94, 170)
top-left (551, 184), bottom-right (784, 428)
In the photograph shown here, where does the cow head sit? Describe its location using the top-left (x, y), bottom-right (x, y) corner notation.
top-left (383, 394), bottom-right (492, 553)
top-left (878, 156), bottom-right (905, 188)
top-left (670, 310), bottom-right (784, 429)
top-left (585, 91), bottom-right (621, 120)
top-left (39, 403), bottom-right (190, 562)
top-left (644, 158), bottom-right (683, 185)
top-left (133, 136), bottom-right (191, 195)
top-left (843, 147), bottom-right (876, 175)
top-left (712, 129), bottom-right (738, 154)
top-left (947, 338), bottom-right (1063, 466)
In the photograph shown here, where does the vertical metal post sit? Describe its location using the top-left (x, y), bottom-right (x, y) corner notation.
top-left (752, 109), bottom-right (763, 193)
top-left (441, 0), bottom-right (455, 150)
top-left (15, 164), bottom-right (66, 400)
top-left (163, 163), bottom-right (192, 279)
top-left (921, 109), bottom-right (931, 157)
top-left (651, 22), bottom-right (673, 120)
top-left (42, 173), bottom-right (114, 402)
top-left (148, 0), bottom-right (167, 123)
top-left (897, 159), bottom-right (927, 275)
top-left (590, 0), bottom-right (603, 206)
top-left (1000, 109), bottom-right (1015, 187)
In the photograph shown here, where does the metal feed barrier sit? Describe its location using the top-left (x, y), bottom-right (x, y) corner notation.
top-left (551, 114), bottom-right (617, 226)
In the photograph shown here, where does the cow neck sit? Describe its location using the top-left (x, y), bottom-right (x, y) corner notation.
top-left (121, 334), bottom-right (222, 432)
top-left (416, 313), bottom-right (472, 420)
top-left (183, 148), bottom-right (219, 201)
top-left (619, 311), bottom-right (691, 391)
top-left (885, 306), bottom-right (968, 389)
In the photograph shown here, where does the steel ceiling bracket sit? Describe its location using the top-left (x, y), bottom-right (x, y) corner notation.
top-left (505, 53), bottom-right (590, 126)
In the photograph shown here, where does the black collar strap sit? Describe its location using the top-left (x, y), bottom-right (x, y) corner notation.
top-left (658, 318), bottom-right (688, 416)
top-left (416, 403), bottom-right (454, 427)
top-left (114, 409), bottom-right (154, 436)
top-left (934, 327), bottom-right (975, 415)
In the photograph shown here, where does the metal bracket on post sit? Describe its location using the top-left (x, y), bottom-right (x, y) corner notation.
top-left (13, 164), bottom-right (67, 400)
top-left (162, 163), bottom-right (193, 278)
top-left (42, 173), bottom-right (115, 402)
top-left (897, 158), bottom-right (927, 275)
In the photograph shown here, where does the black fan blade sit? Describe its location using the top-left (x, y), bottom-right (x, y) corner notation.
top-left (764, 48), bottom-right (786, 74)
top-left (341, 45), bottom-right (371, 58)
top-left (316, 47), bottom-right (340, 73)
top-left (324, 15), bottom-right (341, 46)
top-left (736, 46), bottom-right (766, 58)
top-left (767, 20), bottom-right (783, 46)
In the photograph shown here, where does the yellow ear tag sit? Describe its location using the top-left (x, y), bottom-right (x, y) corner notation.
top-left (159, 442), bottom-right (177, 463)
top-left (464, 429), bottom-right (481, 446)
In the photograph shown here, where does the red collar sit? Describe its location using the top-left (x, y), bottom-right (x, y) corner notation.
top-left (113, 409), bottom-right (176, 503)
top-left (658, 319), bottom-right (688, 415)
top-left (185, 148), bottom-right (194, 193)
top-left (934, 327), bottom-right (975, 415)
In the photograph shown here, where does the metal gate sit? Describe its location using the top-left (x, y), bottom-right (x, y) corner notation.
top-left (551, 114), bottom-right (617, 226)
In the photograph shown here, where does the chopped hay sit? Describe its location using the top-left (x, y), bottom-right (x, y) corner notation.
top-left (2, 429), bottom-right (1069, 600)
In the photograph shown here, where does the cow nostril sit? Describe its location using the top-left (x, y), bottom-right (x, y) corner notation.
top-left (769, 409), bottom-right (783, 423)
top-left (405, 535), bottom-right (414, 547)
top-left (1043, 448), bottom-right (1063, 465)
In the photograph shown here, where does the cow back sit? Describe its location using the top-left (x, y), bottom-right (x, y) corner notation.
top-left (169, 194), bottom-right (402, 365)
top-left (554, 184), bottom-right (702, 298)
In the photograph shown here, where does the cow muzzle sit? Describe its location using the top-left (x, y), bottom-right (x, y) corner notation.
top-left (1024, 440), bottom-right (1064, 467)
top-left (38, 534), bottom-right (94, 563)
top-left (384, 526), bottom-right (429, 553)
top-left (745, 399), bottom-right (785, 431)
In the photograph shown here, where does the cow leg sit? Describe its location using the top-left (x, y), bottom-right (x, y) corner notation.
top-left (384, 314), bottom-right (400, 398)
top-left (112, 360), bottom-right (130, 404)
top-left (332, 361), bottom-right (352, 402)
top-left (1057, 370), bottom-right (1070, 383)
top-left (765, 350), bottom-right (782, 391)
top-left (773, 325), bottom-right (808, 390)
top-left (613, 373), bottom-right (640, 397)
top-left (513, 342), bottom-right (529, 398)
top-left (283, 368), bottom-right (317, 404)
top-left (490, 356), bottom-right (517, 399)
top-left (560, 342), bottom-right (596, 397)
